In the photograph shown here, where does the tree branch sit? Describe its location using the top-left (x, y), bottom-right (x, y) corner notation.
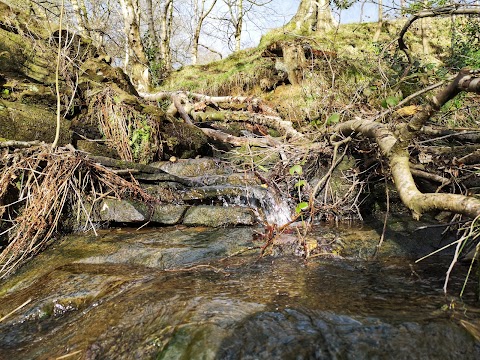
top-left (335, 119), bottom-right (480, 220)
top-left (398, 6), bottom-right (480, 51)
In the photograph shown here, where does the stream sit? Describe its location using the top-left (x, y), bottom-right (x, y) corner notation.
top-left (0, 223), bottom-right (480, 359)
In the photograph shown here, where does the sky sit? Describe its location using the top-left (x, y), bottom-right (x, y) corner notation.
top-left (190, 0), bottom-right (406, 63)
top-left (231, 0), bottom-right (386, 51)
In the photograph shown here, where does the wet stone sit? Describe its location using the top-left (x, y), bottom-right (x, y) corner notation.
top-left (183, 205), bottom-right (256, 227)
top-left (150, 204), bottom-right (188, 225)
top-left (150, 158), bottom-right (228, 177)
top-left (98, 199), bottom-right (147, 223)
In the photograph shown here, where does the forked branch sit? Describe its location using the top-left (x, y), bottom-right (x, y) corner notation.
top-left (334, 69), bottom-right (480, 220)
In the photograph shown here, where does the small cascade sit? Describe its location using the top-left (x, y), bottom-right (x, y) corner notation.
top-left (138, 158), bottom-right (294, 227)
top-left (183, 184), bottom-right (292, 226)
top-left (217, 185), bottom-right (292, 226)
top-left (244, 186), bottom-right (292, 226)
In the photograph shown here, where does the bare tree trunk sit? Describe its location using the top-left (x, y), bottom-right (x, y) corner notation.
top-left (234, 0), bottom-right (243, 52)
top-left (191, 0), bottom-right (218, 65)
top-left (359, 0), bottom-right (365, 22)
top-left (166, 1), bottom-right (174, 68)
top-left (373, 0), bottom-right (383, 42)
top-left (315, 0), bottom-right (333, 32)
top-left (70, 0), bottom-right (89, 38)
top-left (288, 0), bottom-right (334, 33)
top-left (145, 0), bottom-right (159, 46)
top-left (119, 0), bottom-right (150, 91)
top-left (160, 0), bottom-right (174, 69)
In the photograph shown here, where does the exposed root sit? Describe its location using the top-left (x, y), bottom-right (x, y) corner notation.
top-left (90, 86), bottom-right (162, 163)
top-left (0, 145), bottom-right (155, 279)
top-left (139, 90), bottom-right (305, 141)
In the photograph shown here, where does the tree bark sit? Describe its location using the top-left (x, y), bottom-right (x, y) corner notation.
top-left (70, 0), bottom-right (90, 38)
top-left (119, 0), bottom-right (150, 91)
top-left (191, 0), bottom-right (218, 65)
top-left (160, 0), bottom-right (174, 69)
top-left (288, 0), bottom-right (334, 33)
top-left (235, 0), bottom-right (243, 52)
top-left (145, 0), bottom-right (159, 48)
top-left (372, 0), bottom-right (382, 42)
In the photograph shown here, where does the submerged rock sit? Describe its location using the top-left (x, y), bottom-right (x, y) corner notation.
top-left (0, 230), bottom-right (478, 359)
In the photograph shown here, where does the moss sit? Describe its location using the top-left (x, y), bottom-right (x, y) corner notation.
top-left (0, 100), bottom-right (71, 144)
top-left (76, 140), bottom-right (119, 158)
top-left (160, 48), bottom-right (274, 95)
top-left (162, 121), bottom-right (209, 159)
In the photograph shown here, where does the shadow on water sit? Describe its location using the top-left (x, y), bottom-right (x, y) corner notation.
top-left (0, 226), bottom-right (479, 359)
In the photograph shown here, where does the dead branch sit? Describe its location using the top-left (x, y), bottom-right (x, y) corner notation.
top-left (171, 93), bottom-right (194, 125)
top-left (0, 147), bottom-right (158, 279)
top-left (0, 140), bottom-right (43, 149)
top-left (374, 80), bottom-right (447, 122)
top-left (309, 136), bottom-right (351, 206)
top-left (398, 6), bottom-right (480, 72)
top-left (332, 66), bottom-right (480, 220)
top-left (409, 167), bottom-right (450, 185)
top-left (457, 150), bottom-right (480, 166)
top-left (398, 6), bottom-right (480, 52)
top-left (139, 89), bottom-right (305, 141)
top-left (200, 128), bottom-right (280, 148)
top-left (397, 69), bottom-right (480, 145)
top-left (139, 90), bottom-right (255, 106)
top-left (420, 126), bottom-right (480, 143)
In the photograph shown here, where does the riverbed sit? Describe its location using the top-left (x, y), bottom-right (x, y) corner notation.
top-left (0, 224), bottom-right (479, 359)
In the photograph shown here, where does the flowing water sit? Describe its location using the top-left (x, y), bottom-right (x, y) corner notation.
top-left (0, 225), bottom-right (479, 359)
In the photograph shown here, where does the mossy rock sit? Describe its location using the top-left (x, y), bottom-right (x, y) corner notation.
top-left (0, 100), bottom-right (71, 144)
top-left (76, 140), bottom-right (119, 158)
top-left (183, 205), bottom-right (255, 227)
top-left (152, 158), bottom-right (227, 177)
top-left (162, 121), bottom-right (209, 159)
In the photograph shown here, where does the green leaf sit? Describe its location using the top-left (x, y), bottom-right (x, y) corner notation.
top-left (257, 165), bottom-right (269, 172)
top-left (386, 96), bottom-right (399, 107)
top-left (294, 180), bottom-right (306, 188)
top-left (326, 113), bottom-right (340, 125)
top-left (295, 202), bottom-right (309, 214)
top-left (289, 164), bottom-right (303, 176)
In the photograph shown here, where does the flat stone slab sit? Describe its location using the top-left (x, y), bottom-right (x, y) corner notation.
top-left (99, 199), bottom-right (146, 222)
top-left (183, 205), bottom-right (255, 227)
top-left (96, 200), bottom-right (256, 227)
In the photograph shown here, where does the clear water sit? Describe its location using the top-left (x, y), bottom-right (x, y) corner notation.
top-left (0, 226), bottom-right (479, 359)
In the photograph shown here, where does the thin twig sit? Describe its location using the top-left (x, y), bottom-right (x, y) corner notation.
top-left (52, 0), bottom-right (65, 149)
top-left (373, 80), bottom-right (447, 122)
top-left (373, 173), bottom-right (389, 259)
top-left (0, 298), bottom-right (32, 323)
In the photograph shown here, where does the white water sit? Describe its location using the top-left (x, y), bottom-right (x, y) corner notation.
top-left (230, 186), bottom-right (292, 226)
